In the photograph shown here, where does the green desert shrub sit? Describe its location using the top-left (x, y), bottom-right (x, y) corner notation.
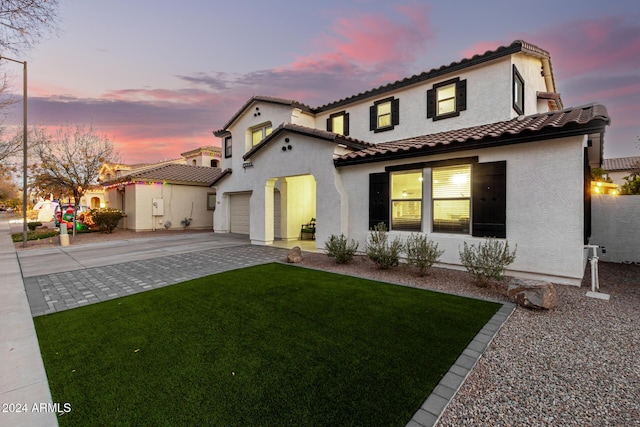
top-left (405, 233), bottom-right (444, 276)
top-left (366, 222), bottom-right (403, 269)
top-left (459, 237), bottom-right (517, 285)
top-left (27, 221), bottom-right (42, 231)
top-left (91, 208), bottom-right (123, 233)
top-left (324, 233), bottom-right (359, 264)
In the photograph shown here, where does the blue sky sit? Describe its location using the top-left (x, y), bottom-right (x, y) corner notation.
top-left (2, 0), bottom-right (639, 163)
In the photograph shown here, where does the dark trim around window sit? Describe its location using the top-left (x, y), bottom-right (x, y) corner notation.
top-left (512, 65), bottom-right (525, 115)
top-left (224, 136), bottom-right (232, 158)
top-left (426, 77), bottom-right (467, 121)
top-left (369, 96), bottom-right (400, 133)
top-left (326, 110), bottom-right (350, 136)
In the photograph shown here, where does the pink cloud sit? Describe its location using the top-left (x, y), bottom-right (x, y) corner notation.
top-left (288, 3), bottom-right (433, 74)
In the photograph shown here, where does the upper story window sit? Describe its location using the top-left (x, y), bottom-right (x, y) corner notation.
top-left (326, 111), bottom-right (350, 136)
top-left (512, 65), bottom-right (524, 115)
top-left (251, 123), bottom-right (272, 146)
top-left (369, 96), bottom-right (400, 133)
top-left (391, 170), bottom-right (422, 231)
top-left (192, 159), bottom-right (197, 166)
top-left (427, 77), bottom-right (467, 121)
top-left (224, 136), bottom-right (232, 158)
top-left (210, 159), bottom-right (219, 167)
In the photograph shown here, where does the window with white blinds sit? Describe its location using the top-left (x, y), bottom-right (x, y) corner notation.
top-left (391, 170), bottom-right (422, 231)
top-left (432, 165), bottom-right (471, 233)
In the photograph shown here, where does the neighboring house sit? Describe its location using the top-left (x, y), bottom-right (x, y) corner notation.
top-left (602, 156), bottom-right (640, 187)
top-left (80, 186), bottom-right (106, 209)
top-left (99, 147), bottom-right (223, 231)
top-left (103, 163), bottom-right (222, 231)
top-left (211, 40), bottom-right (610, 286)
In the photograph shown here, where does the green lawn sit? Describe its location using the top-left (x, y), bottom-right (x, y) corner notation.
top-left (34, 263), bottom-right (500, 426)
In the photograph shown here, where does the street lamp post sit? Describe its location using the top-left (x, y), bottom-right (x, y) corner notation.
top-left (0, 55), bottom-right (28, 247)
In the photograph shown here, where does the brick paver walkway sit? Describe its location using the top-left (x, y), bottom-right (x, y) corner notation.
top-left (23, 244), bottom-right (288, 316)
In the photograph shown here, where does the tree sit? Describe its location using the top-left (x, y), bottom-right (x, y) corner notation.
top-left (0, 0), bottom-right (60, 55)
top-left (31, 124), bottom-right (119, 235)
top-left (0, 174), bottom-right (17, 200)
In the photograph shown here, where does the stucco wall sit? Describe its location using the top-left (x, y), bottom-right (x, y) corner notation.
top-left (338, 135), bottom-right (588, 285)
top-left (591, 194), bottom-right (640, 263)
top-left (106, 183), bottom-right (213, 231)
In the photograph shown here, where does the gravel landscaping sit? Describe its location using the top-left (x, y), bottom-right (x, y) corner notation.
top-left (301, 253), bottom-right (640, 427)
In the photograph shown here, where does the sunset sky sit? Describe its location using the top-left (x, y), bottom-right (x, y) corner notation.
top-left (2, 0), bottom-right (639, 164)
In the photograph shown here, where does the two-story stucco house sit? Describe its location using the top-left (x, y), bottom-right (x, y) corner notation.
top-left (211, 40), bottom-right (610, 285)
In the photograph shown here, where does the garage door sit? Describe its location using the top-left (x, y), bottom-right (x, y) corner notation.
top-left (230, 193), bottom-right (251, 235)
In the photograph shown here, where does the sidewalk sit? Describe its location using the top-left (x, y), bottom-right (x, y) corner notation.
top-left (0, 219), bottom-right (57, 427)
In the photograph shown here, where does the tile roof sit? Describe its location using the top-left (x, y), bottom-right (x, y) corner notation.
top-left (316, 40), bottom-right (555, 112)
top-left (110, 164), bottom-right (224, 185)
top-left (243, 123), bottom-right (374, 161)
top-left (335, 104), bottom-right (610, 166)
top-left (213, 40), bottom-right (559, 135)
top-left (602, 156), bottom-right (640, 171)
top-left (214, 96), bottom-right (314, 136)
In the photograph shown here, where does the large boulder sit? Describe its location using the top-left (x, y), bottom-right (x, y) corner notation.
top-left (508, 278), bottom-right (557, 310)
top-left (287, 246), bottom-right (303, 263)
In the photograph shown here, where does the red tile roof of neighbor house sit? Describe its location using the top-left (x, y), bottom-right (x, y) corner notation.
top-left (334, 103), bottom-right (610, 166)
top-left (109, 164), bottom-right (224, 185)
top-left (602, 156), bottom-right (640, 171)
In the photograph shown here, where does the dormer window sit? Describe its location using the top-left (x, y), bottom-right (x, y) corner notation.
top-left (512, 65), bottom-right (525, 115)
top-left (327, 111), bottom-right (350, 136)
top-left (427, 77), bottom-right (467, 121)
top-left (251, 123), bottom-right (272, 146)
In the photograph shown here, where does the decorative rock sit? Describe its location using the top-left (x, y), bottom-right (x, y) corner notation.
top-left (287, 246), bottom-right (303, 263)
top-left (507, 278), bottom-right (557, 310)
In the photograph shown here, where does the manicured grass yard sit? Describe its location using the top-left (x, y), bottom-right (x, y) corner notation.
top-left (34, 263), bottom-right (501, 426)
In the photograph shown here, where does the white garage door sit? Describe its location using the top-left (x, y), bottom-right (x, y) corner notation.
top-left (230, 193), bottom-right (251, 235)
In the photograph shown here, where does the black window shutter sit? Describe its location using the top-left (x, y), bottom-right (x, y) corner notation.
top-left (326, 117), bottom-right (332, 132)
top-left (456, 79), bottom-right (467, 112)
top-left (369, 105), bottom-right (377, 131)
top-left (472, 161), bottom-right (506, 238)
top-left (584, 147), bottom-right (591, 244)
top-left (392, 98), bottom-right (400, 126)
top-left (426, 88), bottom-right (435, 118)
top-left (369, 172), bottom-right (389, 230)
top-left (344, 113), bottom-right (350, 136)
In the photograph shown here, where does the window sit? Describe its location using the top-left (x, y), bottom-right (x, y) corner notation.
top-left (252, 124), bottom-right (272, 146)
top-left (512, 65), bottom-right (524, 115)
top-left (210, 159), bottom-right (219, 167)
top-left (369, 96), bottom-right (400, 132)
top-left (192, 159), bottom-right (197, 166)
top-left (224, 136), bottom-right (232, 158)
top-left (391, 170), bottom-right (422, 231)
top-left (432, 165), bottom-right (471, 233)
top-left (326, 111), bottom-right (350, 136)
top-left (427, 77), bottom-right (467, 121)
top-left (207, 192), bottom-right (217, 211)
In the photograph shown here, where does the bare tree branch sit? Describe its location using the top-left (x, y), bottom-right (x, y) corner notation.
top-left (0, 0), bottom-right (61, 55)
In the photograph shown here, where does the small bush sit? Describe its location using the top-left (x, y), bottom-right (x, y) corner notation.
top-left (405, 233), bottom-right (444, 277)
top-left (459, 237), bottom-right (517, 285)
top-left (12, 229), bottom-right (59, 242)
top-left (27, 221), bottom-right (42, 231)
top-left (91, 208), bottom-right (123, 233)
top-left (366, 222), bottom-right (403, 269)
top-left (324, 233), bottom-right (359, 264)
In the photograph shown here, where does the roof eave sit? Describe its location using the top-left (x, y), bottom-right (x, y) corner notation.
top-left (334, 120), bottom-right (609, 167)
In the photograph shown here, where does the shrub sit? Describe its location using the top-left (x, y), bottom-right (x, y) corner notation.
top-left (459, 237), bottom-right (517, 286)
top-left (324, 233), bottom-right (359, 264)
top-left (405, 233), bottom-right (444, 276)
top-left (11, 229), bottom-right (59, 242)
top-left (27, 221), bottom-right (42, 231)
top-left (91, 208), bottom-right (123, 233)
top-left (366, 222), bottom-right (403, 269)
